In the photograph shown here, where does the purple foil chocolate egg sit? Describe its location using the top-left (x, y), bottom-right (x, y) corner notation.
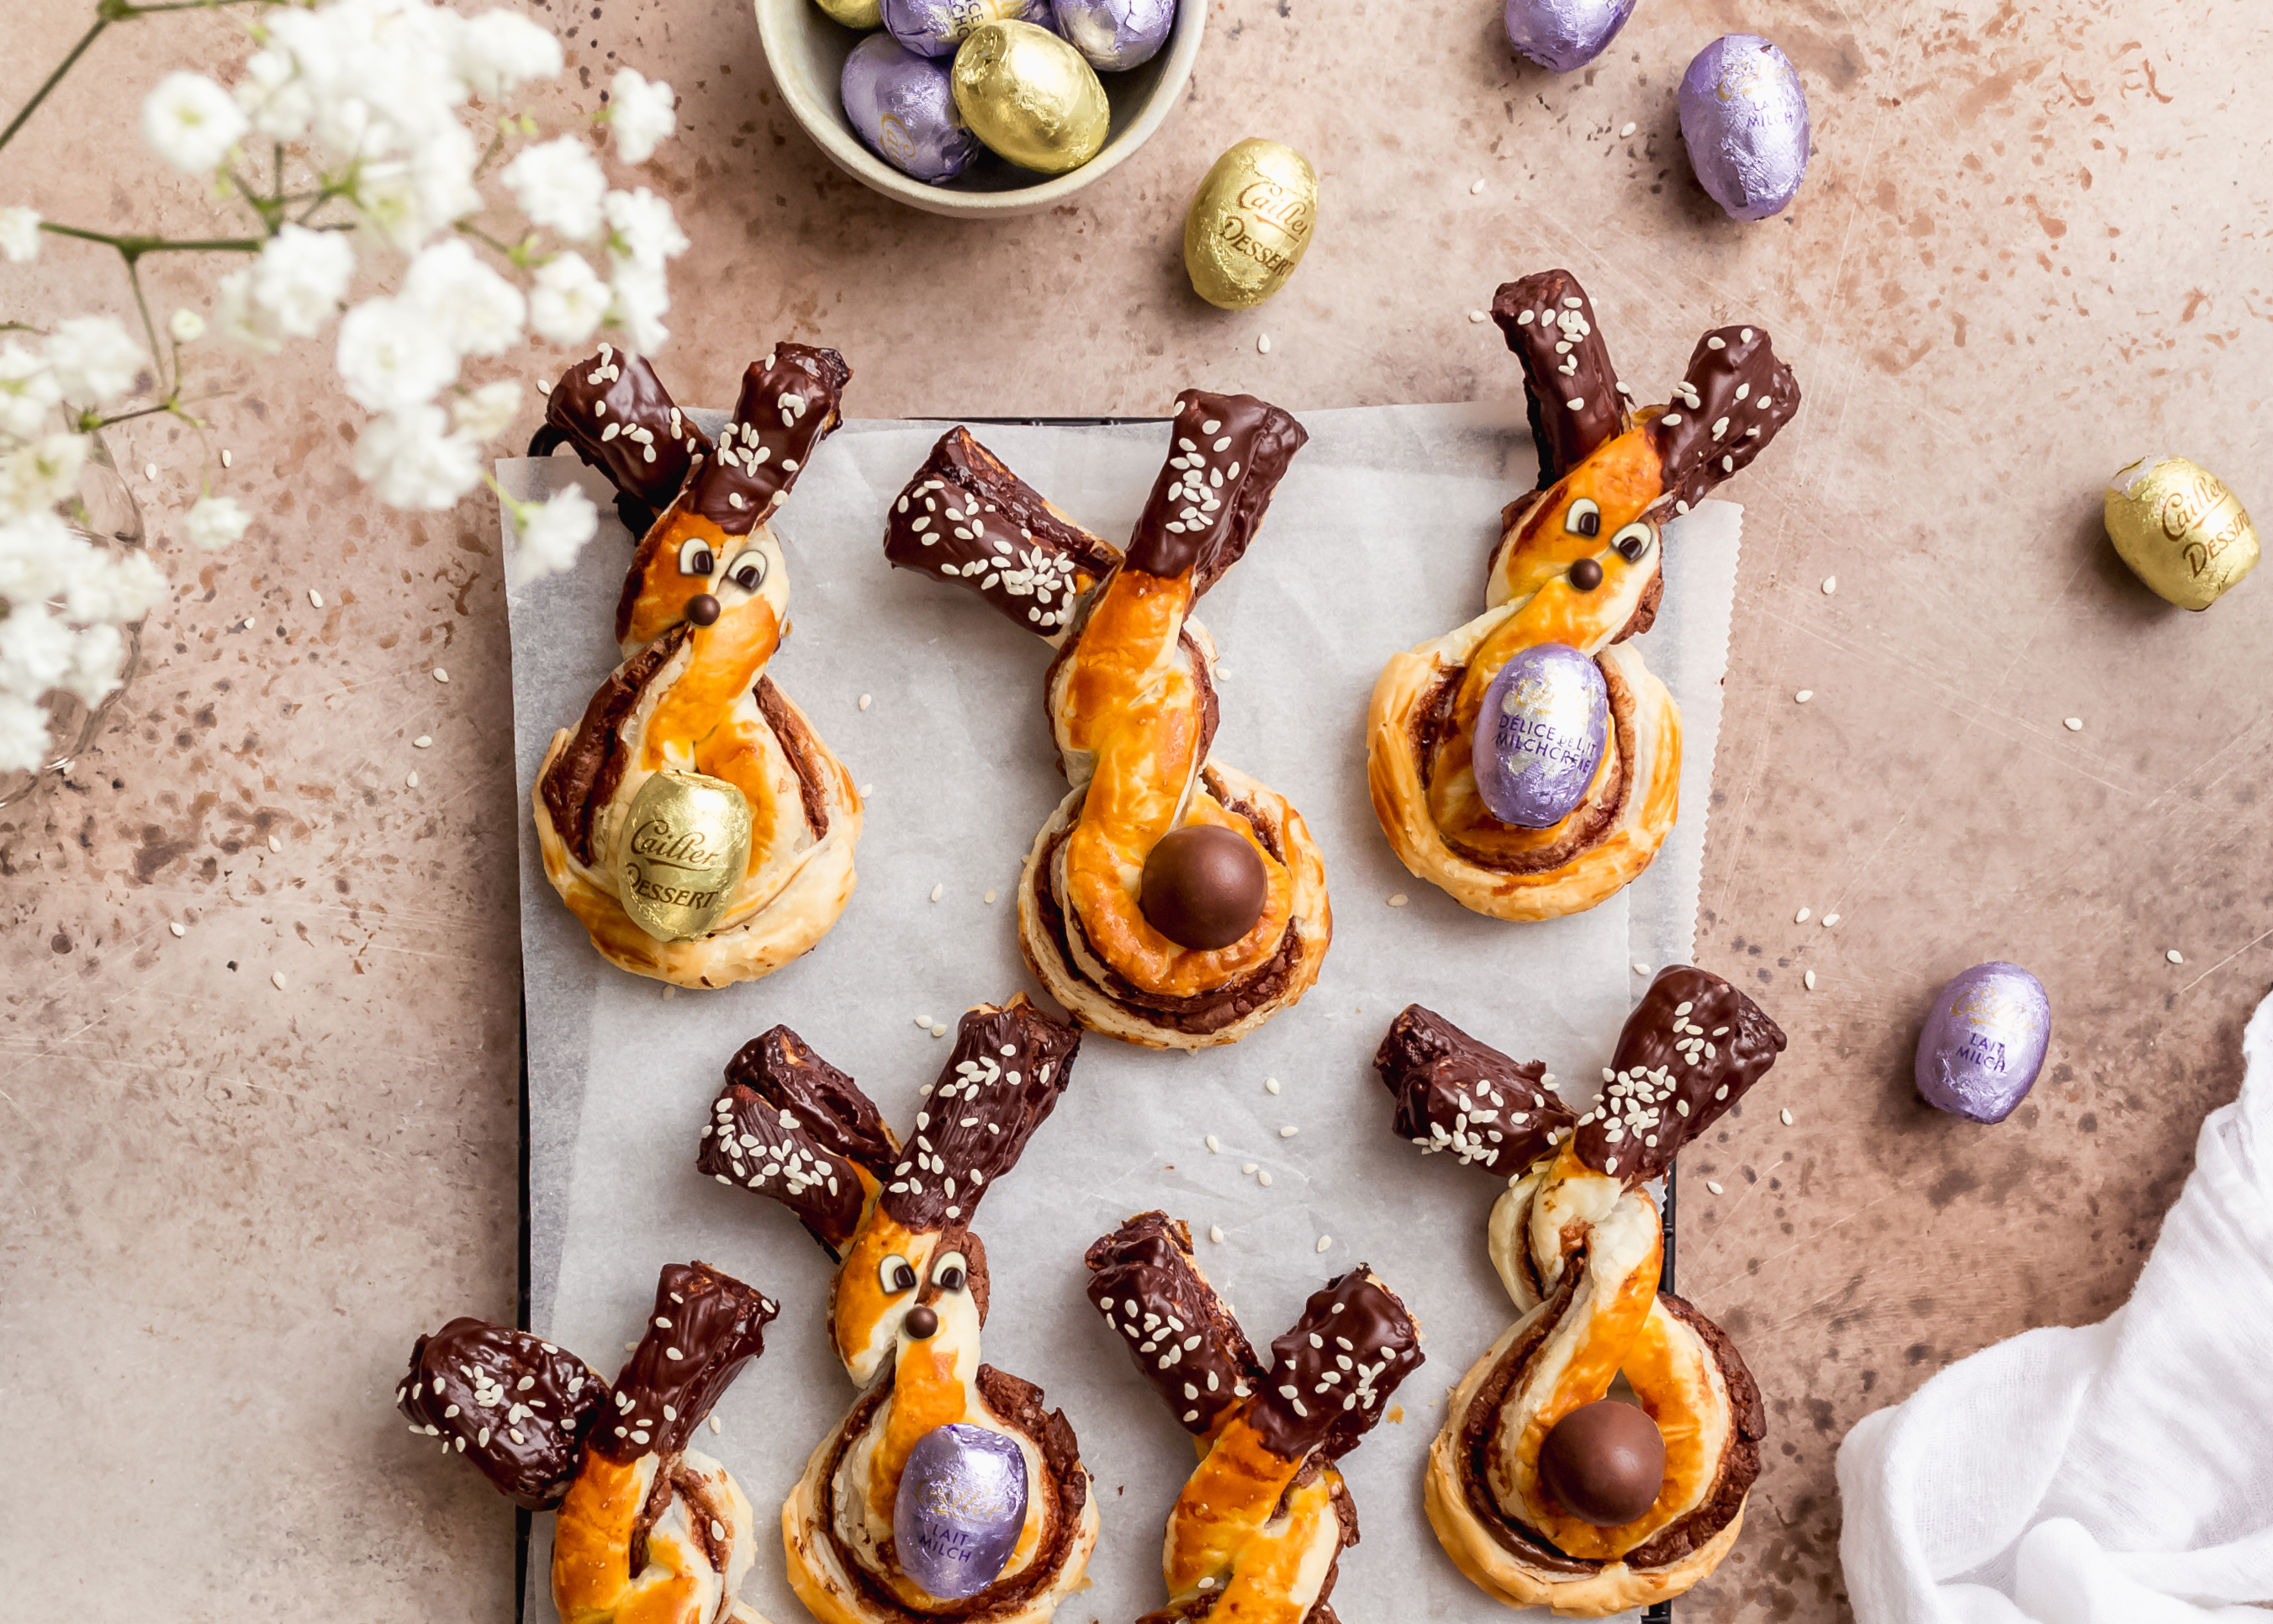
top-left (894, 1423), bottom-right (1029, 1600)
top-left (883, 0), bottom-right (1057, 58)
top-left (1678, 34), bottom-right (1810, 221)
top-left (1473, 642), bottom-right (1608, 829)
top-left (842, 33), bottom-right (983, 183)
top-left (1055, 0), bottom-right (1174, 71)
top-left (1503, 0), bottom-right (1638, 74)
top-left (1914, 962), bottom-right (2051, 1124)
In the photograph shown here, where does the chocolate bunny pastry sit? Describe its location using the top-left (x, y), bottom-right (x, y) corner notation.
top-left (883, 393), bottom-right (1330, 1050)
top-left (397, 1260), bottom-right (780, 1624)
top-left (1367, 272), bottom-right (1800, 921)
top-left (1372, 967), bottom-right (1785, 1615)
top-left (531, 343), bottom-right (862, 989)
top-left (1084, 1212), bottom-right (1425, 1623)
top-left (696, 996), bottom-right (1099, 1623)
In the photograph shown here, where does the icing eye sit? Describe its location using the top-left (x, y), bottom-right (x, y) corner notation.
top-left (1611, 522), bottom-right (1654, 563)
top-left (677, 537), bottom-right (716, 578)
top-left (728, 555), bottom-right (765, 593)
top-left (880, 1253), bottom-right (917, 1294)
top-left (931, 1251), bottom-right (969, 1294)
top-left (1564, 499), bottom-right (1602, 538)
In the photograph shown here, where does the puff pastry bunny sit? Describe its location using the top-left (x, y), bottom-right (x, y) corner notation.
top-left (696, 996), bottom-right (1099, 1624)
top-left (1367, 271), bottom-right (1800, 920)
top-left (1373, 967), bottom-right (1785, 1616)
top-left (531, 343), bottom-right (861, 988)
top-left (1085, 1212), bottom-right (1425, 1623)
top-left (397, 1261), bottom-right (780, 1624)
top-left (883, 394), bottom-right (1329, 1050)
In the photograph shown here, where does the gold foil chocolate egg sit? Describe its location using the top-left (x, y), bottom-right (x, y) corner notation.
top-left (1182, 138), bottom-right (1318, 310)
top-left (950, 20), bottom-right (1109, 175)
top-left (813, 0), bottom-right (885, 27)
top-left (617, 770), bottom-right (753, 942)
top-left (2104, 455), bottom-right (2258, 611)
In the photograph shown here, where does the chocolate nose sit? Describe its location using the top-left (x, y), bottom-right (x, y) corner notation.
top-left (1567, 558), bottom-right (1604, 591)
top-left (686, 593), bottom-right (722, 627)
top-left (902, 1304), bottom-right (939, 1341)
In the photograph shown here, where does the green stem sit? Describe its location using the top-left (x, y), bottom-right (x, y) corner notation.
top-left (0, 17), bottom-right (108, 154)
top-left (123, 257), bottom-right (165, 394)
top-left (38, 222), bottom-right (266, 255)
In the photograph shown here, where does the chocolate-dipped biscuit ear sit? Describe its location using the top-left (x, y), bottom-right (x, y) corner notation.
top-left (1492, 270), bottom-right (1634, 489)
top-left (1643, 325), bottom-right (1801, 518)
top-left (687, 342), bottom-right (851, 537)
top-left (1084, 1210), bottom-right (1263, 1438)
top-left (589, 1261), bottom-right (777, 1465)
top-left (1124, 388), bottom-right (1309, 594)
top-left (1374, 1003), bottom-right (1578, 1177)
top-left (397, 1319), bottom-right (606, 1510)
top-left (699, 1025), bottom-right (900, 1258)
top-left (883, 426), bottom-right (1122, 641)
top-left (1255, 1267), bottom-right (1426, 1463)
top-left (1573, 964), bottom-right (1787, 1185)
top-left (529, 343), bottom-right (714, 537)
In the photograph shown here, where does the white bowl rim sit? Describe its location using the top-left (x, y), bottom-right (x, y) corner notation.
top-left (751, 0), bottom-right (1206, 217)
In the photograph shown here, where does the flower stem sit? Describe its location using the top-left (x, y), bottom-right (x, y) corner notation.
top-left (0, 17), bottom-right (108, 154)
top-left (38, 222), bottom-right (267, 256)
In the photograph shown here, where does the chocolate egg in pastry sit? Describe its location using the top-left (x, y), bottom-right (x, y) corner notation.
top-left (1084, 1212), bottom-right (1425, 1622)
top-left (396, 1260), bottom-right (781, 1624)
top-left (883, 394), bottom-right (1331, 1050)
top-left (1367, 271), bottom-right (1800, 922)
top-left (1373, 967), bottom-right (1786, 1616)
top-left (695, 997), bottom-right (1101, 1624)
top-left (531, 343), bottom-right (863, 989)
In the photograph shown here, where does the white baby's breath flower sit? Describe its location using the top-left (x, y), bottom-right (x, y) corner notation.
top-left (0, 600), bottom-right (76, 696)
top-left (186, 495), bottom-right (251, 552)
top-left (62, 546), bottom-right (167, 625)
top-left (452, 379), bottom-right (521, 442)
top-left (354, 405), bottom-right (481, 509)
top-left (169, 308), bottom-right (207, 345)
top-left (527, 251), bottom-right (610, 345)
top-left (336, 297), bottom-right (459, 413)
top-left (234, 44), bottom-right (315, 143)
top-left (214, 269), bottom-right (284, 356)
top-left (2, 433), bottom-right (88, 519)
top-left (0, 207), bottom-right (40, 264)
top-left (501, 136), bottom-right (608, 242)
top-left (355, 119), bottom-right (482, 253)
top-left (403, 238), bottom-right (525, 358)
top-left (603, 186), bottom-right (690, 272)
top-left (607, 260), bottom-right (671, 356)
top-left (456, 9), bottom-right (564, 98)
top-left (44, 317), bottom-right (145, 405)
top-left (0, 693), bottom-right (51, 775)
top-left (0, 340), bottom-right (63, 438)
top-left (248, 224), bottom-right (356, 340)
top-left (605, 70), bottom-right (676, 164)
top-left (60, 622), bottom-right (124, 706)
top-left (141, 71), bottom-right (249, 175)
top-left (506, 483), bottom-right (599, 587)
top-left (0, 511), bottom-right (82, 605)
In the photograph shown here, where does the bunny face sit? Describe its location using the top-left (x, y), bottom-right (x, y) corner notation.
top-left (1494, 428), bottom-right (1665, 614)
top-left (834, 1219), bottom-right (992, 1386)
top-left (621, 518), bottom-right (787, 649)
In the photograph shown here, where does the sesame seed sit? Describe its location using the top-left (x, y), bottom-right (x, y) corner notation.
top-left (1468, 310), bottom-right (1488, 324)
top-left (1805, 970), bottom-right (1817, 990)
top-left (709, 1415), bottom-right (722, 1434)
top-left (1780, 1108), bottom-right (1795, 1125)
top-left (2166, 949), bottom-right (2185, 965)
top-left (1567, 397), bottom-right (1586, 411)
top-left (1240, 1162), bottom-right (1257, 1175)
top-left (1388, 893), bottom-right (1409, 907)
top-left (710, 1518), bottom-right (726, 1540)
top-left (271, 971), bottom-right (287, 990)
top-left (2064, 717), bottom-right (2084, 732)
top-left (221, 448), bottom-right (234, 468)
top-left (984, 889), bottom-right (997, 904)
top-left (406, 771), bottom-right (419, 787)
top-left (1795, 690), bottom-right (1814, 703)
top-left (1279, 1125), bottom-right (1298, 1139)
top-left (913, 1013), bottom-right (932, 1029)
top-left (1266, 1076), bottom-right (1281, 1095)
top-left (168, 922), bottom-right (185, 937)
top-left (1257, 334), bottom-right (1271, 354)
top-left (1634, 962), bottom-right (1651, 976)
top-left (931, 1024), bottom-right (948, 1038)
top-left (1315, 1235), bottom-right (1332, 1252)
top-left (858, 694), bottom-right (872, 711)
top-left (928, 883), bottom-right (944, 902)
top-left (1257, 1171), bottom-right (1273, 1187)
top-left (1795, 907), bottom-right (1811, 923)
top-left (1470, 177), bottom-right (1487, 194)
top-left (267, 834), bottom-right (283, 854)
top-left (1205, 1134), bottom-right (1221, 1153)
top-left (1707, 1180), bottom-right (1725, 1194)
top-left (242, 616), bottom-right (255, 628)
top-left (1208, 1225), bottom-right (1224, 1243)
top-left (1619, 120), bottom-right (1637, 138)
top-left (1821, 575), bottom-right (1837, 595)
top-left (1822, 913), bottom-right (1840, 928)
top-left (144, 462), bottom-right (157, 480)
top-left (413, 735), bottom-right (431, 749)
top-left (859, 784), bottom-right (875, 797)
top-left (432, 668), bottom-right (450, 683)
top-left (308, 589), bottom-right (324, 609)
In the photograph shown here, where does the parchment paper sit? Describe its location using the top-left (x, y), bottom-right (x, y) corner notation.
top-left (498, 403), bottom-right (1741, 1624)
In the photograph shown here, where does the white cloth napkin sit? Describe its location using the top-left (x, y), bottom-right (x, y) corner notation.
top-left (1837, 987), bottom-right (2273, 1622)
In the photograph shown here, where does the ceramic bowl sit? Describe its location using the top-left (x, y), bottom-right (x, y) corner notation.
top-left (750, 0), bottom-right (1205, 217)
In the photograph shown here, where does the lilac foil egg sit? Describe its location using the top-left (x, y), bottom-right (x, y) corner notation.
top-left (1503, 0), bottom-right (1638, 74)
top-left (1914, 962), bottom-right (2051, 1124)
top-left (1055, 0), bottom-right (1174, 71)
top-left (883, 0), bottom-right (1058, 58)
top-left (1678, 34), bottom-right (1810, 221)
top-left (1473, 643), bottom-right (1608, 829)
top-left (842, 33), bottom-right (983, 183)
top-left (894, 1423), bottom-right (1029, 1600)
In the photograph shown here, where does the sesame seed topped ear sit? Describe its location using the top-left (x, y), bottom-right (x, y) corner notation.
top-left (1124, 389), bottom-right (1308, 593)
top-left (529, 342), bottom-right (712, 535)
top-left (1374, 1002), bottom-right (1577, 1177)
top-left (686, 342), bottom-right (850, 537)
top-left (699, 1025), bottom-right (899, 1260)
top-left (1644, 325), bottom-right (1801, 519)
top-left (1084, 1210), bottom-right (1262, 1437)
top-left (397, 1319), bottom-right (605, 1510)
top-left (1491, 269), bottom-right (1633, 489)
top-left (1573, 964), bottom-right (1789, 1184)
top-left (589, 1261), bottom-right (777, 1466)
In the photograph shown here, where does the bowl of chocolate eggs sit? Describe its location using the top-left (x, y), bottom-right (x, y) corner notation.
top-left (754, 0), bottom-right (1204, 217)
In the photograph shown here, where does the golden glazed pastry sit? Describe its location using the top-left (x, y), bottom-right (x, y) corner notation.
top-left (695, 997), bottom-right (1099, 1624)
top-left (396, 1261), bottom-right (782, 1624)
top-left (883, 395), bottom-right (1329, 1050)
top-left (531, 344), bottom-right (861, 988)
top-left (1366, 271), bottom-right (1800, 920)
top-left (1084, 1212), bottom-right (1425, 1624)
top-left (1372, 967), bottom-right (1786, 1616)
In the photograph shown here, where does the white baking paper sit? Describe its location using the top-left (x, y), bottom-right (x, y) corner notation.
top-left (500, 403), bottom-right (1742, 1624)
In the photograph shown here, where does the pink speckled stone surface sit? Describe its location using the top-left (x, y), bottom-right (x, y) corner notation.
top-left (3, 3), bottom-right (2269, 1621)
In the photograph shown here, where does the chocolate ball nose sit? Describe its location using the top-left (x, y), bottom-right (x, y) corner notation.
top-left (902, 1304), bottom-right (939, 1341)
top-left (685, 593), bottom-right (722, 627)
top-left (1539, 1399), bottom-right (1666, 1526)
top-left (1567, 558), bottom-right (1604, 591)
top-left (1139, 824), bottom-right (1268, 950)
